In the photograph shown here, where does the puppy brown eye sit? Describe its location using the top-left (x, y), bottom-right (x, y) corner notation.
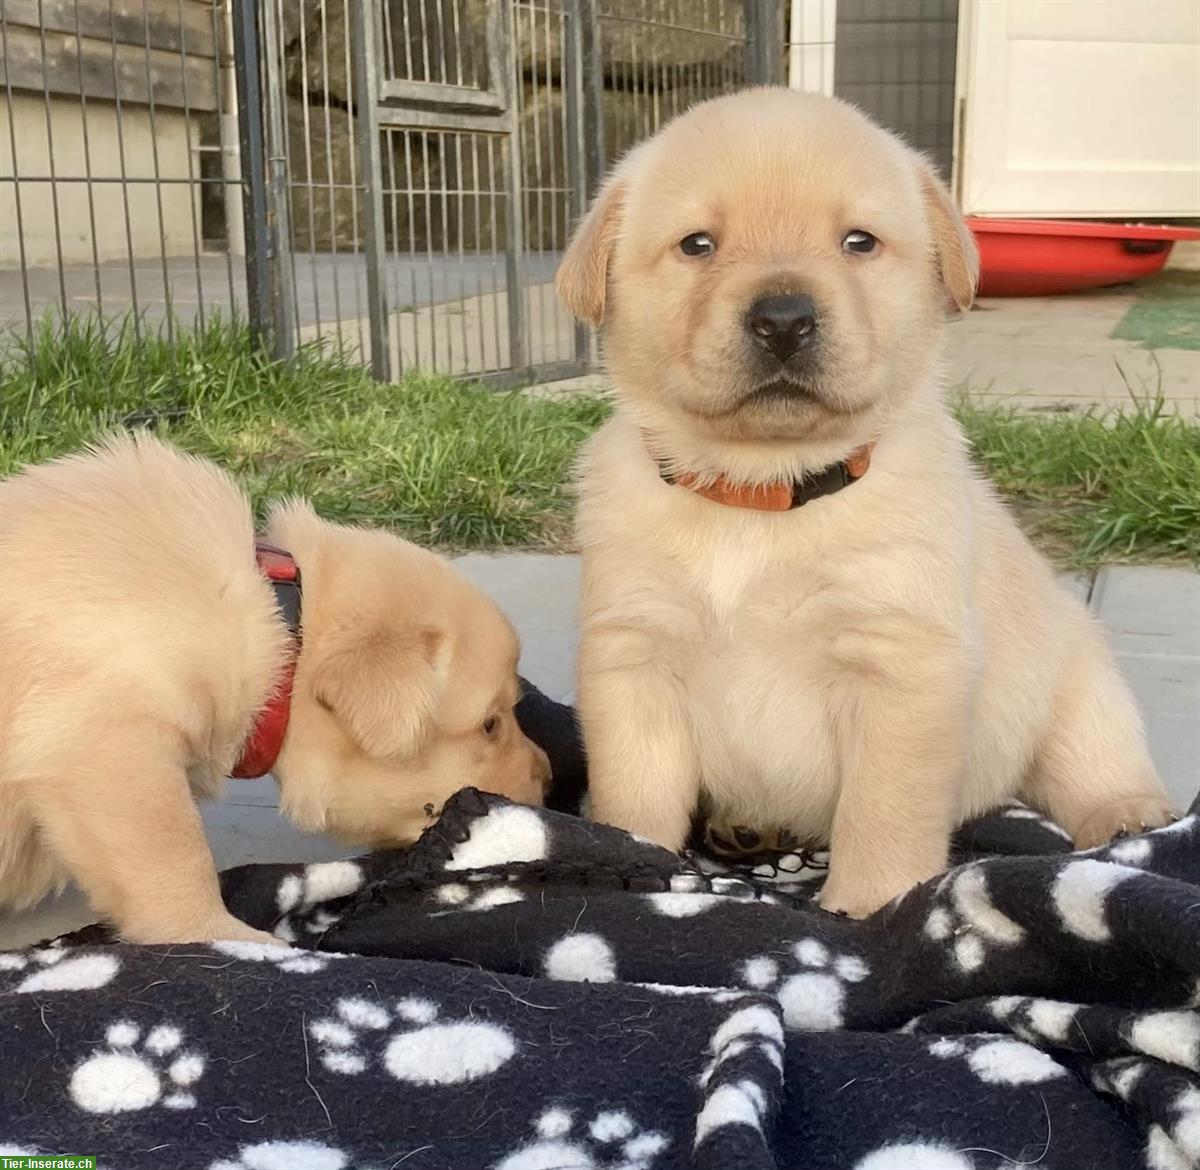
top-left (843, 230), bottom-right (877, 254)
top-left (482, 715), bottom-right (500, 738)
top-left (680, 232), bottom-right (716, 257)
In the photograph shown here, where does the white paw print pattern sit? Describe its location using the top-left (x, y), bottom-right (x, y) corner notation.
top-left (1000, 805), bottom-right (1072, 841)
top-left (433, 879), bottom-right (526, 912)
top-left (210, 1139), bottom-right (357, 1170)
top-left (927, 1034), bottom-right (1067, 1086)
top-left (694, 1002), bottom-right (785, 1153)
top-left (924, 865), bottom-right (1024, 973)
top-left (1090, 1055), bottom-right (1148, 1104)
top-left (543, 932), bottom-right (618, 983)
top-left (0, 945), bottom-right (119, 993)
top-left (444, 804), bottom-right (549, 871)
top-left (70, 1021), bottom-right (204, 1113)
top-left (493, 1106), bottom-right (670, 1170)
top-left (740, 937), bottom-right (869, 1030)
top-left (1051, 859), bottom-right (1139, 943)
top-left (209, 939), bottom-right (340, 974)
top-left (852, 1141), bottom-right (980, 1170)
top-left (988, 995), bottom-right (1082, 1046)
top-left (309, 995), bottom-right (516, 1085)
top-left (273, 861), bottom-right (365, 941)
top-left (1143, 1083), bottom-right (1200, 1170)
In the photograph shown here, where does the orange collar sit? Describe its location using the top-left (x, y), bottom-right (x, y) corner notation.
top-left (653, 440), bottom-right (876, 512)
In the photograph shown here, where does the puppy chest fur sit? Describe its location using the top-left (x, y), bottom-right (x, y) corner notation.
top-left (576, 417), bottom-right (965, 839)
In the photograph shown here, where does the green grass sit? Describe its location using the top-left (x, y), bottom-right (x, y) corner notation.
top-left (0, 315), bottom-right (610, 549)
top-left (952, 390), bottom-right (1200, 567)
top-left (1, 315), bottom-right (1197, 566)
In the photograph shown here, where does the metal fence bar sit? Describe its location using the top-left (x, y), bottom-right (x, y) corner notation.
top-left (500, 0), bottom-right (527, 373)
top-left (104, 0), bottom-right (142, 342)
top-left (420, 132), bottom-right (440, 369)
top-left (563, 0), bottom-right (588, 365)
top-left (213, 0), bottom-right (241, 315)
top-left (317, 0), bottom-right (346, 348)
top-left (72, 0), bottom-right (104, 318)
top-left (292, 0), bottom-right (324, 344)
top-left (140, 3), bottom-right (177, 343)
top-left (745, 0), bottom-right (779, 85)
top-left (352, 0), bottom-right (391, 381)
top-left (35, 0), bottom-right (69, 320)
top-left (581, 0), bottom-right (604, 201)
top-left (340, 0), bottom-right (367, 360)
top-left (0, 0), bottom-right (35, 342)
top-left (230, 0), bottom-right (272, 350)
top-left (174, 0), bottom-right (207, 332)
top-left (261, 0), bottom-right (295, 358)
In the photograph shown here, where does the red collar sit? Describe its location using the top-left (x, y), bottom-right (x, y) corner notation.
top-left (650, 437), bottom-right (876, 512)
top-left (231, 542), bottom-right (302, 779)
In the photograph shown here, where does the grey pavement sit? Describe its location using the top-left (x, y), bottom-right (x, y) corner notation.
top-left (0, 556), bottom-right (1194, 949)
top-left (0, 251), bottom-right (563, 335)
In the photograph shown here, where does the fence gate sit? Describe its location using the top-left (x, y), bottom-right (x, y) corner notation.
top-left (341, 0), bottom-right (588, 385)
top-left (242, 0), bottom-right (780, 387)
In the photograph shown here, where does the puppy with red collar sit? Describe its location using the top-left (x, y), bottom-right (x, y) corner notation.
top-left (559, 88), bottom-right (1173, 917)
top-left (0, 433), bottom-right (549, 943)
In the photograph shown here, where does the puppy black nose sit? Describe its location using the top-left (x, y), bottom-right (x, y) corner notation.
top-left (746, 294), bottom-right (818, 361)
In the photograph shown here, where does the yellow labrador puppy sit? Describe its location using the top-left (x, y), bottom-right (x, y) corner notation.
top-left (558, 88), bottom-right (1173, 917)
top-left (0, 434), bottom-right (550, 943)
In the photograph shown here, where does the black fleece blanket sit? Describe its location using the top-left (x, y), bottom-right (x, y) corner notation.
top-left (0, 686), bottom-right (1196, 1170)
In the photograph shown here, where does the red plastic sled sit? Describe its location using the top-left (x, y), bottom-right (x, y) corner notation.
top-left (966, 218), bottom-right (1200, 297)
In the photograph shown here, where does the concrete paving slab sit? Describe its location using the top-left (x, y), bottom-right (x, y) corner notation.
top-left (1092, 566), bottom-right (1200, 659)
top-left (455, 552), bottom-right (581, 705)
top-left (1091, 566), bottom-right (1200, 811)
top-left (1116, 654), bottom-right (1199, 812)
top-left (199, 802), bottom-right (351, 871)
top-left (224, 775), bottom-right (284, 809)
top-left (0, 888), bottom-right (91, 951)
top-left (946, 344), bottom-right (1200, 414)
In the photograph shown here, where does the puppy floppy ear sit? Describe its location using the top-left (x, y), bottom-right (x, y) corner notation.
top-left (555, 174), bottom-right (628, 326)
top-left (914, 160), bottom-right (979, 316)
top-left (315, 627), bottom-right (449, 759)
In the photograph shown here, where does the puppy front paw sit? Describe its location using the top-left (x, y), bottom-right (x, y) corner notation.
top-left (122, 915), bottom-right (282, 947)
top-left (817, 884), bottom-right (887, 920)
top-left (1073, 797), bottom-right (1177, 850)
top-left (818, 868), bottom-right (930, 919)
top-left (215, 923), bottom-right (286, 946)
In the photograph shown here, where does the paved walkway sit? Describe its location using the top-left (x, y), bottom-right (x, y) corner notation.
top-left (2, 556), bottom-right (1195, 949)
top-left (7, 247), bottom-right (1197, 414)
top-left (944, 287), bottom-right (1200, 416)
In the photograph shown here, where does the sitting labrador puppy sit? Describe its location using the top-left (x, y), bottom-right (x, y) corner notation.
top-left (0, 433), bottom-right (550, 943)
top-left (557, 87), bottom-right (1174, 917)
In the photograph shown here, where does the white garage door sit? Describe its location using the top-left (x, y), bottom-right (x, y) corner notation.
top-left (958, 0), bottom-right (1200, 218)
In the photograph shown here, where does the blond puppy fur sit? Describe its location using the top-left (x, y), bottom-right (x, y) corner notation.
top-left (0, 434), bottom-right (550, 943)
top-left (558, 88), bottom-right (1173, 917)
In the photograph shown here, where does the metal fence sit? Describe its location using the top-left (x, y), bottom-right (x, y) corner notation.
top-left (0, 0), bottom-right (957, 385)
top-left (0, 0), bottom-right (243, 343)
